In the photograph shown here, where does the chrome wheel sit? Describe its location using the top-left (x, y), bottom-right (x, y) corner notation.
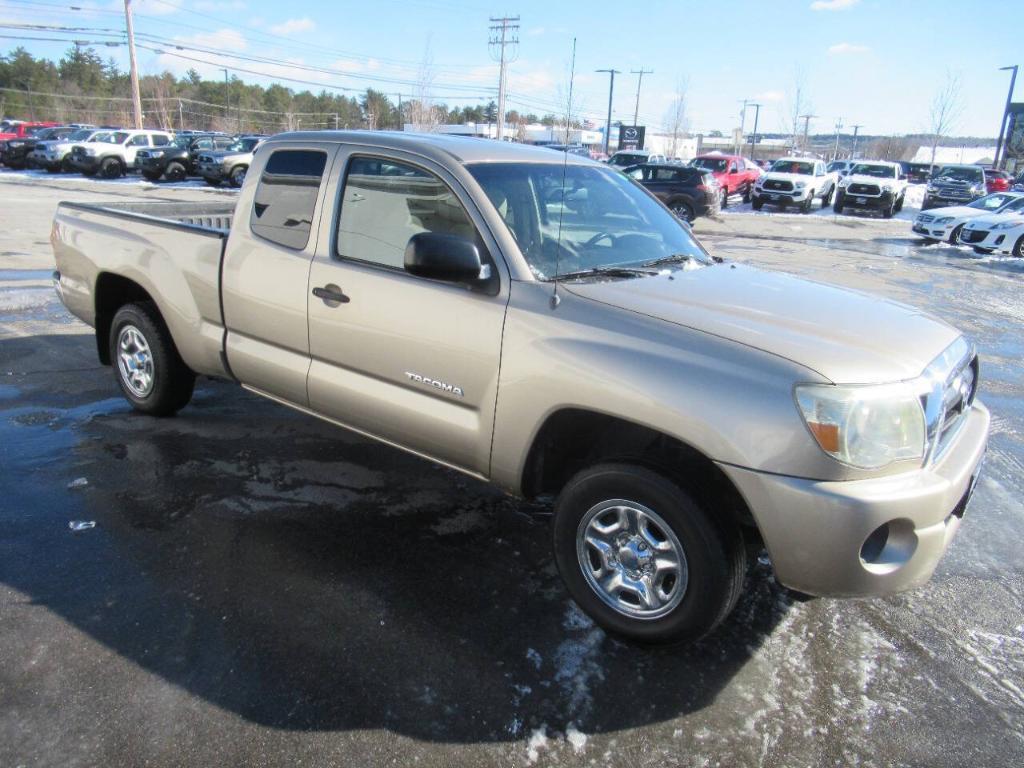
top-left (116, 325), bottom-right (154, 397)
top-left (576, 499), bottom-right (688, 620)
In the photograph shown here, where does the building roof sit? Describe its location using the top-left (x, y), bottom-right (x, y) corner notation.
top-left (264, 130), bottom-right (597, 166)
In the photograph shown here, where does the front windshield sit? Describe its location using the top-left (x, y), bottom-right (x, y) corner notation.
top-left (86, 132), bottom-right (111, 143)
top-left (770, 160), bottom-right (814, 175)
top-left (967, 193), bottom-right (1017, 210)
top-left (66, 129), bottom-right (92, 141)
top-left (851, 163), bottom-right (895, 178)
top-left (935, 166), bottom-right (983, 182)
top-left (228, 138), bottom-right (259, 152)
top-left (468, 162), bottom-right (710, 280)
top-left (691, 157), bottom-right (728, 172)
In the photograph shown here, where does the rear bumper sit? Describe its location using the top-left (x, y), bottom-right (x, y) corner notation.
top-left (720, 401), bottom-right (989, 597)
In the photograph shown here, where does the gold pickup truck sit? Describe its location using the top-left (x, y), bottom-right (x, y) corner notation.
top-left (51, 131), bottom-right (989, 644)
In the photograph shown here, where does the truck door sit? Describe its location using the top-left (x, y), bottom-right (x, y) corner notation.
top-left (221, 141), bottom-right (339, 405)
top-left (305, 149), bottom-right (510, 477)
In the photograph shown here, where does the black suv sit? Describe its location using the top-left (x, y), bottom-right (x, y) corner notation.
top-left (1, 125), bottom-right (77, 170)
top-left (137, 133), bottom-right (234, 182)
top-left (623, 163), bottom-right (720, 221)
top-left (921, 164), bottom-right (987, 209)
top-left (899, 161), bottom-right (932, 184)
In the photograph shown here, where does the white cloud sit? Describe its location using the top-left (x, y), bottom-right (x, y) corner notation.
top-left (810, 0), bottom-right (859, 10)
top-left (133, 0), bottom-right (185, 16)
top-left (828, 42), bottom-right (870, 55)
top-left (756, 90), bottom-right (784, 102)
top-left (269, 17), bottom-right (315, 35)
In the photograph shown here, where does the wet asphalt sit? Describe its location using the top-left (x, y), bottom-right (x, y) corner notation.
top-left (1, 174), bottom-right (1023, 767)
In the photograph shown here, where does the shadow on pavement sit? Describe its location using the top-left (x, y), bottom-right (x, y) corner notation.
top-left (1, 333), bottom-right (792, 742)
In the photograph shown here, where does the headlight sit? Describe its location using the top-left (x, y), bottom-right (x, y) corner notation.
top-left (794, 181), bottom-right (806, 189)
top-left (934, 216), bottom-right (955, 225)
top-left (926, 185), bottom-right (937, 193)
top-left (881, 183), bottom-right (894, 192)
top-left (795, 382), bottom-right (926, 469)
top-left (992, 220), bottom-right (1021, 230)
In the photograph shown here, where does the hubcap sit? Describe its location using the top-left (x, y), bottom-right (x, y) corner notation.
top-left (116, 325), bottom-right (154, 397)
top-left (576, 499), bottom-right (688, 620)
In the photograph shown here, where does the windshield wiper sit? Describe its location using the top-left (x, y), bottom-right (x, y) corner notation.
top-left (641, 253), bottom-right (723, 268)
top-left (553, 265), bottom-right (659, 281)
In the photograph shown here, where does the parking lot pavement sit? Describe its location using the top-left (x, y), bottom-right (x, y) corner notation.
top-left (2, 175), bottom-right (1023, 767)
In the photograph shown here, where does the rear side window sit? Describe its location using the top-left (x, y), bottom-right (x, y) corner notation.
top-left (152, 134), bottom-right (170, 146)
top-left (336, 156), bottom-right (476, 269)
top-left (653, 168), bottom-right (679, 181)
top-left (250, 149), bottom-right (327, 250)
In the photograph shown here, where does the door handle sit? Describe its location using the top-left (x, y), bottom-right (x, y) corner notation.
top-left (312, 284), bottom-right (350, 305)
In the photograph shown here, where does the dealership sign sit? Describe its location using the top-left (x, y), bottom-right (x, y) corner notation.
top-left (618, 125), bottom-right (645, 150)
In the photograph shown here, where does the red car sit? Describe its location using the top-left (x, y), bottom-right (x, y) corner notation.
top-left (985, 169), bottom-right (1012, 193)
top-left (689, 153), bottom-right (762, 206)
top-left (0, 121), bottom-right (58, 142)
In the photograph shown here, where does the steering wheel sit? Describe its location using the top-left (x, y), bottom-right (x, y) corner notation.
top-left (583, 231), bottom-right (616, 249)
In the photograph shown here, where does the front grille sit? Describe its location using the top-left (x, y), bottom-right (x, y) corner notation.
top-left (918, 214), bottom-right (935, 223)
top-left (922, 341), bottom-right (978, 464)
top-left (764, 179), bottom-right (793, 192)
top-left (848, 183), bottom-right (880, 196)
top-left (961, 229), bottom-right (987, 243)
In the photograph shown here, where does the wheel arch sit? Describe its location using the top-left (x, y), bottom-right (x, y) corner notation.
top-left (93, 272), bottom-right (157, 365)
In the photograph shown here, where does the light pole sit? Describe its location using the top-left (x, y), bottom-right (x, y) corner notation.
top-left (738, 98), bottom-right (751, 155)
top-left (851, 124), bottom-right (863, 159)
top-left (995, 65), bottom-right (1018, 170)
top-left (631, 67), bottom-right (652, 127)
top-left (596, 68), bottom-right (621, 155)
top-left (748, 103), bottom-right (762, 161)
top-left (833, 118), bottom-right (844, 160)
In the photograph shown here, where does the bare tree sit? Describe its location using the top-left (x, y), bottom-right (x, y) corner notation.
top-left (926, 71), bottom-right (964, 171)
top-left (662, 77), bottom-right (689, 159)
top-left (783, 67), bottom-right (811, 153)
top-left (409, 40), bottom-right (440, 131)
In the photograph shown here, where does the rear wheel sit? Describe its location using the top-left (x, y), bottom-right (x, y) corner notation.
top-left (553, 463), bottom-right (746, 645)
top-left (669, 200), bottom-right (695, 223)
top-left (109, 302), bottom-right (195, 416)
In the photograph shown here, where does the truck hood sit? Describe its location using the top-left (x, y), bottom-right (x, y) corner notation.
top-left (761, 172), bottom-right (815, 185)
top-left (844, 174), bottom-right (898, 186)
top-left (563, 263), bottom-right (959, 384)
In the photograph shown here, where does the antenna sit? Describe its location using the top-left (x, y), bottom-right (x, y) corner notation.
top-left (552, 37), bottom-right (577, 308)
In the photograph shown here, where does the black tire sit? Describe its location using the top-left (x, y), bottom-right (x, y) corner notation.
top-left (204, 177), bottom-right (222, 187)
top-left (552, 463), bottom-right (746, 645)
top-left (882, 198), bottom-right (896, 219)
top-left (948, 224), bottom-right (963, 245)
top-left (141, 170), bottom-right (162, 182)
top-left (165, 161), bottom-right (187, 182)
top-left (751, 197), bottom-right (763, 211)
top-left (801, 193), bottom-right (814, 214)
top-left (742, 184), bottom-right (752, 204)
top-left (228, 165), bottom-right (247, 188)
top-left (61, 157), bottom-right (75, 173)
top-left (108, 302), bottom-right (195, 417)
top-left (894, 193), bottom-right (905, 213)
top-left (720, 188), bottom-right (728, 209)
top-left (669, 200), bottom-right (695, 223)
top-left (100, 157), bottom-right (122, 179)
top-left (1013, 236), bottom-right (1024, 258)
top-left (833, 191), bottom-right (845, 214)
top-left (822, 186), bottom-right (834, 207)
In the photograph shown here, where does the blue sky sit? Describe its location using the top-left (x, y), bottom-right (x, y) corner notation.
top-left (1, 0), bottom-right (1021, 137)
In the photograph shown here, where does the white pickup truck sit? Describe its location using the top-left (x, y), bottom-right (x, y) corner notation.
top-left (750, 157), bottom-right (838, 213)
top-left (66, 129), bottom-right (175, 179)
top-left (833, 161), bottom-right (908, 218)
top-left (50, 131), bottom-right (989, 644)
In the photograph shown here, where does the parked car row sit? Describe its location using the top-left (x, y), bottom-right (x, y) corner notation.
top-left (0, 122), bottom-right (265, 188)
top-left (913, 190), bottom-right (1024, 256)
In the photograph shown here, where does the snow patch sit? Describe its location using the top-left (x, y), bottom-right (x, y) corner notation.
top-left (525, 726), bottom-right (549, 763)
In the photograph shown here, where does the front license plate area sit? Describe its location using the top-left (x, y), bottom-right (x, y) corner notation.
top-left (856, 197), bottom-right (867, 204)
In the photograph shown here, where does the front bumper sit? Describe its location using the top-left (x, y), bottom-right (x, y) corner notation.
top-left (925, 193), bottom-right (980, 208)
top-left (913, 221), bottom-right (954, 240)
top-left (720, 401), bottom-right (989, 597)
top-left (958, 227), bottom-right (1016, 253)
top-left (753, 186), bottom-right (812, 204)
top-left (838, 189), bottom-right (894, 210)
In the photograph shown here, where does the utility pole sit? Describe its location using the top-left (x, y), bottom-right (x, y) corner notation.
top-left (630, 67), bottom-right (652, 127)
top-left (488, 16), bottom-right (520, 142)
top-left (222, 68), bottom-right (230, 132)
top-left (995, 65), bottom-right (1018, 170)
top-left (738, 98), bottom-right (751, 155)
top-left (597, 68), bottom-right (621, 155)
top-left (177, 99), bottom-right (183, 131)
top-left (748, 103), bottom-right (762, 161)
top-left (833, 118), bottom-right (844, 161)
top-left (800, 114), bottom-right (816, 154)
top-left (850, 124), bottom-right (863, 159)
top-left (123, 0), bottom-right (143, 129)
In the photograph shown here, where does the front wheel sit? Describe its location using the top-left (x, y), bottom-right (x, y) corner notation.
top-left (165, 161), bottom-right (187, 182)
top-left (751, 198), bottom-right (763, 211)
top-left (1013, 235), bottom-right (1024, 258)
top-left (833, 191), bottom-right (845, 214)
top-left (109, 302), bottom-right (195, 416)
top-left (720, 188), bottom-right (728, 208)
top-left (822, 186), bottom-right (834, 207)
top-left (894, 193), bottom-right (905, 213)
top-left (801, 193), bottom-right (814, 213)
top-left (99, 157), bottom-right (122, 179)
top-left (229, 165), bottom-right (247, 187)
top-left (552, 463), bottom-right (746, 645)
top-left (948, 224), bottom-right (964, 245)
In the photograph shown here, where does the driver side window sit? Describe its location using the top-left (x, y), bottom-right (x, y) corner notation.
top-left (336, 156), bottom-right (478, 269)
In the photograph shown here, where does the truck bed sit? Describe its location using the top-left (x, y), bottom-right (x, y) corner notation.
top-left (52, 199), bottom-right (238, 380)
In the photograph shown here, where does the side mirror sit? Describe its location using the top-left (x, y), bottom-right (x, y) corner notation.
top-left (404, 232), bottom-right (486, 285)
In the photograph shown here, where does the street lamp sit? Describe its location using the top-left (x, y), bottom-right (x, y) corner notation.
top-left (995, 65), bottom-right (1018, 170)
